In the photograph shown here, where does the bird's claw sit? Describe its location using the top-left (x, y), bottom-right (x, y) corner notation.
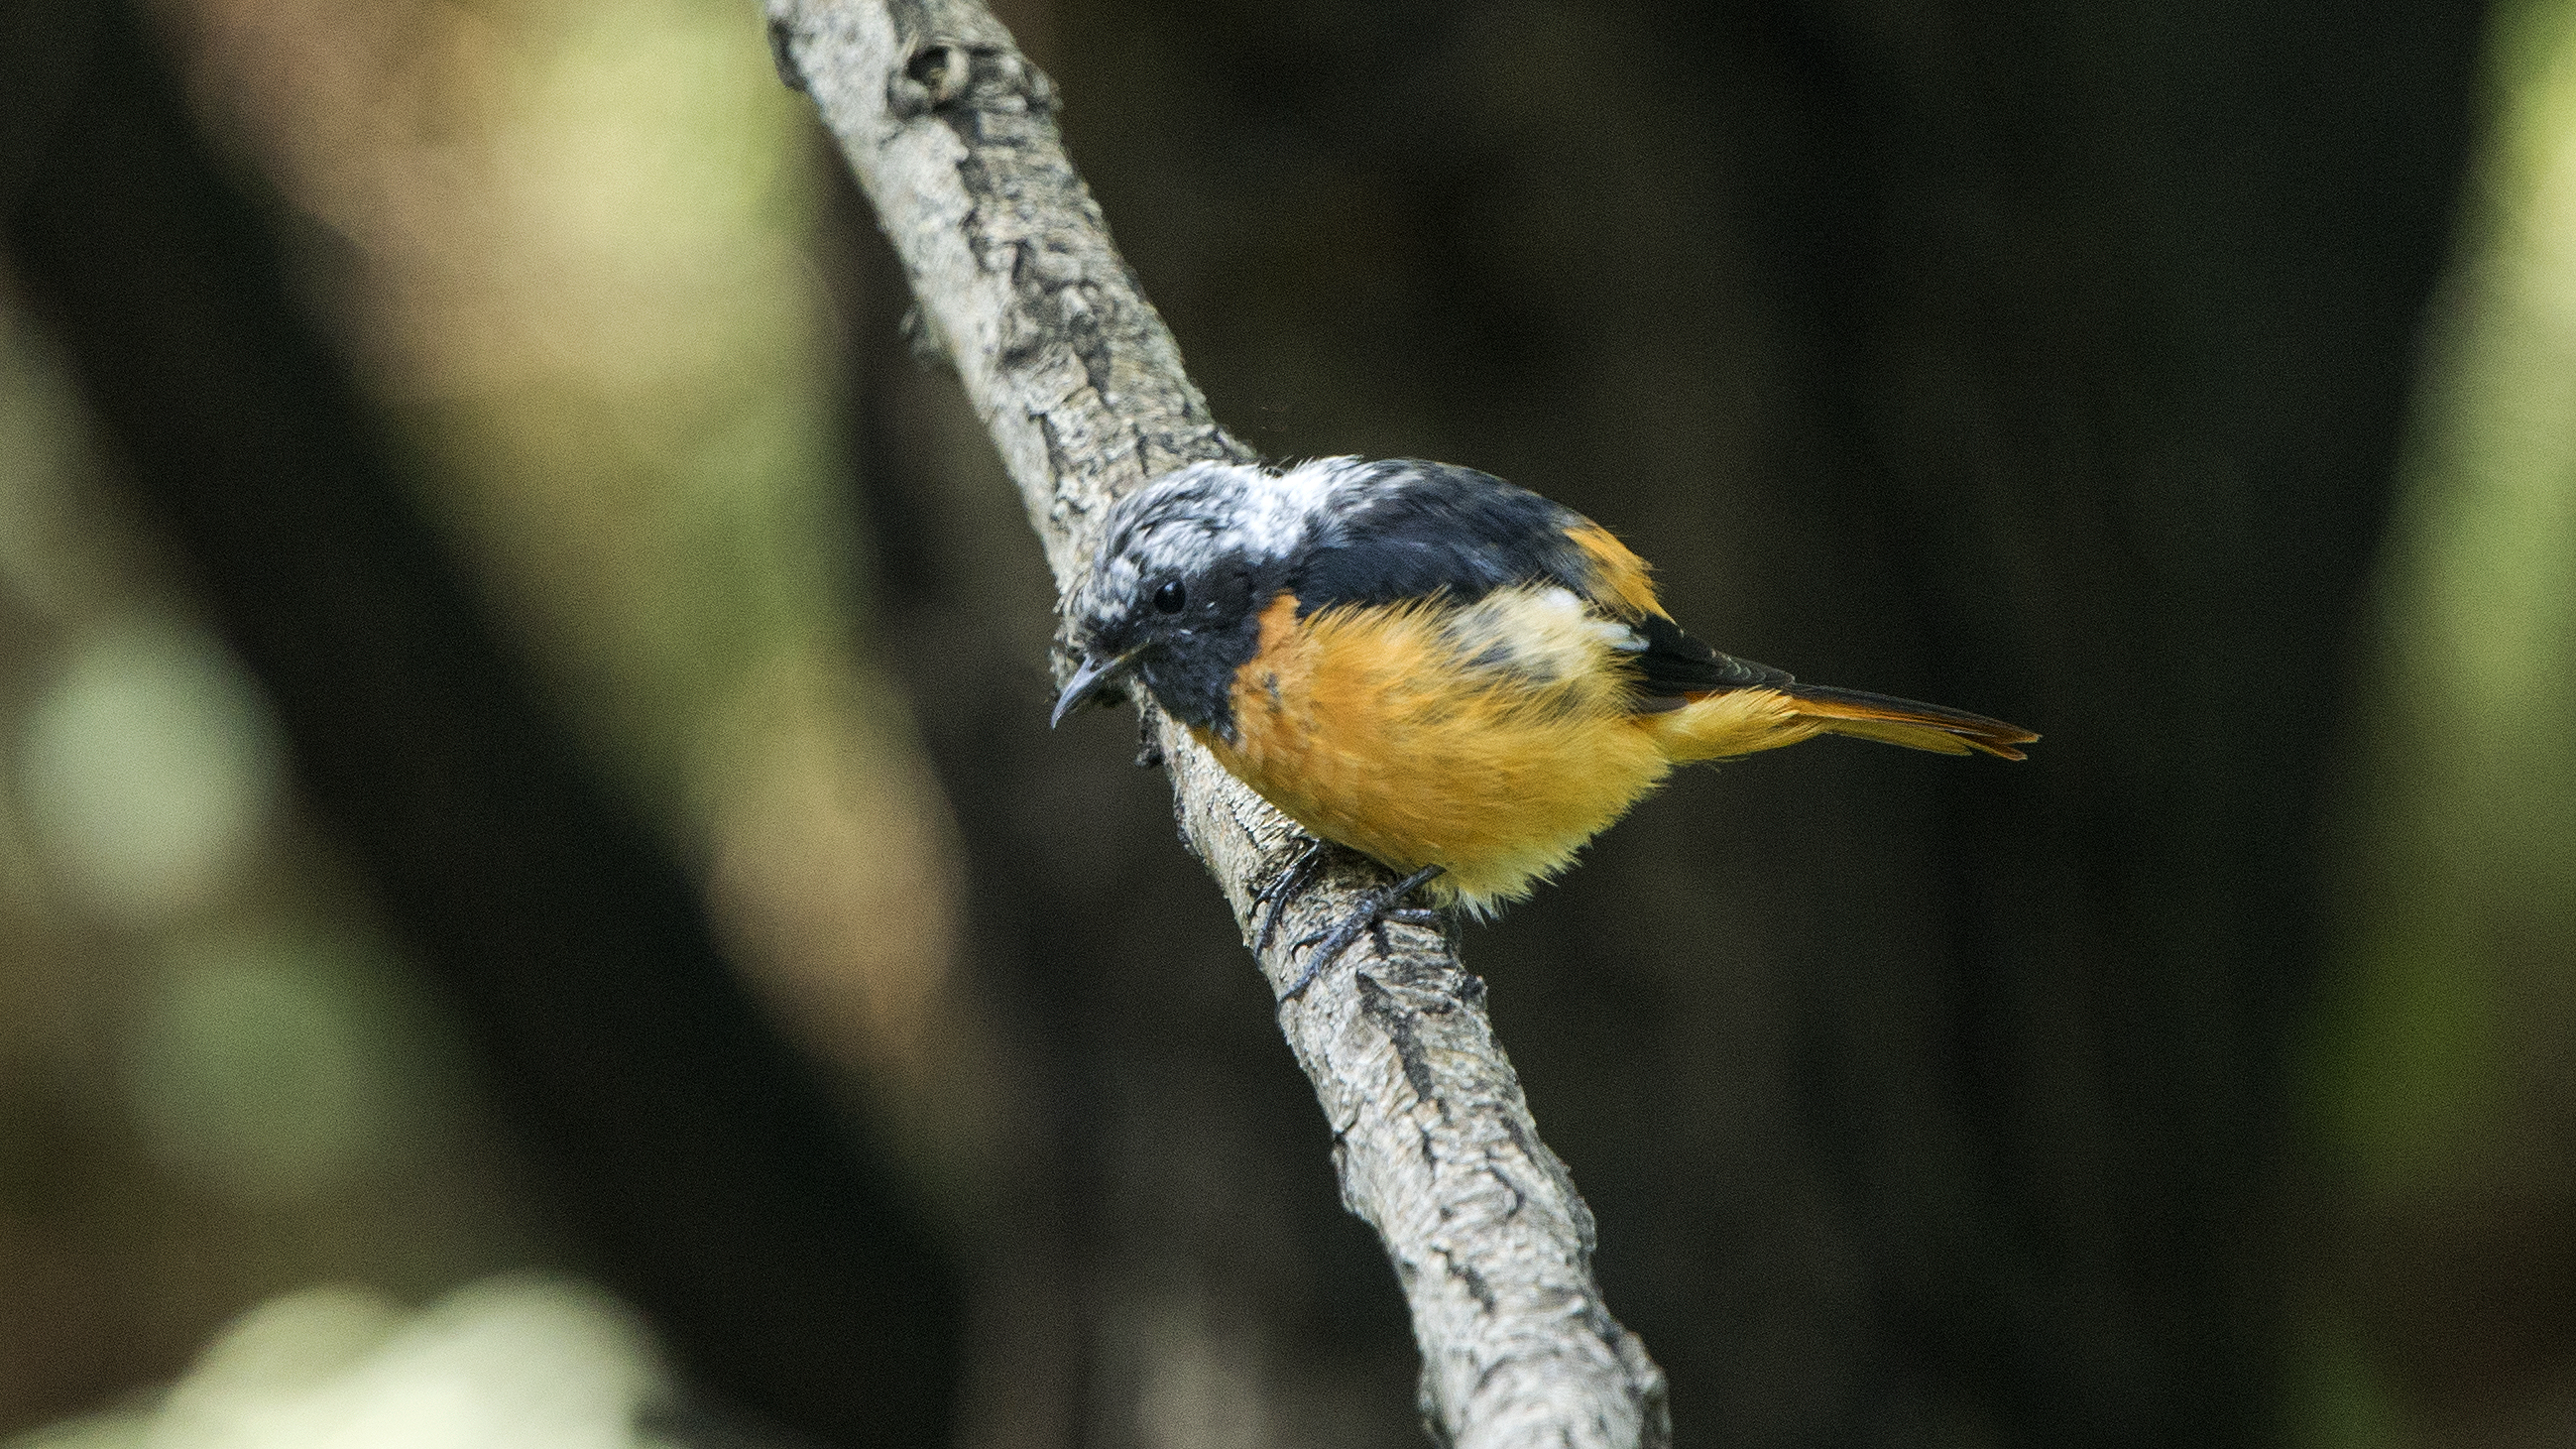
top-left (1253, 837), bottom-right (1335, 955)
top-left (1281, 864), bottom-right (1446, 1001)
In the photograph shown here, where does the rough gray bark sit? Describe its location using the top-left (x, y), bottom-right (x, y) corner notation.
top-left (762, 1), bottom-right (1671, 1444)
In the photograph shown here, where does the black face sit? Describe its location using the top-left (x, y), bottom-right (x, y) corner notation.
top-left (1079, 550), bottom-right (1281, 739)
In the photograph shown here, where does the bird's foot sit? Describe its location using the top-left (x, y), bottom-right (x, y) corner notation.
top-left (1253, 836), bottom-right (1336, 956)
top-left (1281, 864), bottom-right (1446, 1001)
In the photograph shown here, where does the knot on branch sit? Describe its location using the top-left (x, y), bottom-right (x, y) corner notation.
top-left (889, 39), bottom-right (1055, 121)
top-left (765, 16), bottom-right (808, 92)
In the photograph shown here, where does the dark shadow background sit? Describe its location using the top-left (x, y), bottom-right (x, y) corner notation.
top-left (7, 0), bottom-right (2568, 1447)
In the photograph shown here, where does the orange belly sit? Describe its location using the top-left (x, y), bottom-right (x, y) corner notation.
top-left (1199, 594), bottom-right (1677, 912)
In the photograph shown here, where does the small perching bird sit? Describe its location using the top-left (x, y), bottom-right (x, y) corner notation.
top-left (1053, 457), bottom-right (2036, 992)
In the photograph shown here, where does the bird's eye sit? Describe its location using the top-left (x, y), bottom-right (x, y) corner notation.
top-left (1152, 579), bottom-right (1187, 614)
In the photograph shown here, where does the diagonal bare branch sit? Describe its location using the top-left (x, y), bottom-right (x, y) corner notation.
top-left (764, 2), bottom-right (1671, 1442)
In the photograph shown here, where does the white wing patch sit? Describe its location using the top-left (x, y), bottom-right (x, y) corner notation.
top-left (1441, 585), bottom-right (1639, 684)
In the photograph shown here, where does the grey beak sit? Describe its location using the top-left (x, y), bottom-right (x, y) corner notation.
top-left (1050, 651), bottom-right (1132, 728)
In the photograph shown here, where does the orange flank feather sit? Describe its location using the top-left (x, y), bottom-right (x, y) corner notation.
top-left (1563, 524), bottom-right (1668, 618)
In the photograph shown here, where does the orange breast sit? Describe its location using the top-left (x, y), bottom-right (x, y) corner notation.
top-left (1198, 592), bottom-right (1675, 913)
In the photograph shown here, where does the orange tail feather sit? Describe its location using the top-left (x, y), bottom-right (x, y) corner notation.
top-left (1780, 684), bottom-right (2037, 761)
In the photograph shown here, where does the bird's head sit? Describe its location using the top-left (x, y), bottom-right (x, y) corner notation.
top-left (1052, 460), bottom-right (1338, 737)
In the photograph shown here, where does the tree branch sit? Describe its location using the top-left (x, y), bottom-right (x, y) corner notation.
top-left (765, 2), bottom-right (1670, 1442)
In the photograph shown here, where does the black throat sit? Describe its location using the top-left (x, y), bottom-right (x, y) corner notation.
top-left (1132, 583), bottom-right (1281, 742)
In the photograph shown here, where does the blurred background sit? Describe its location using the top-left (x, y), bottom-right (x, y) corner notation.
top-left (0, 0), bottom-right (2568, 1445)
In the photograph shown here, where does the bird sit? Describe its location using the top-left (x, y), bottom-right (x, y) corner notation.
top-left (1051, 456), bottom-right (2036, 995)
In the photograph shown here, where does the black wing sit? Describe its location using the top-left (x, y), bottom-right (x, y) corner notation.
top-left (1625, 611), bottom-right (1792, 698)
top-left (1289, 460), bottom-right (1596, 613)
top-left (1287, 459), bottom-right (1792, 700)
